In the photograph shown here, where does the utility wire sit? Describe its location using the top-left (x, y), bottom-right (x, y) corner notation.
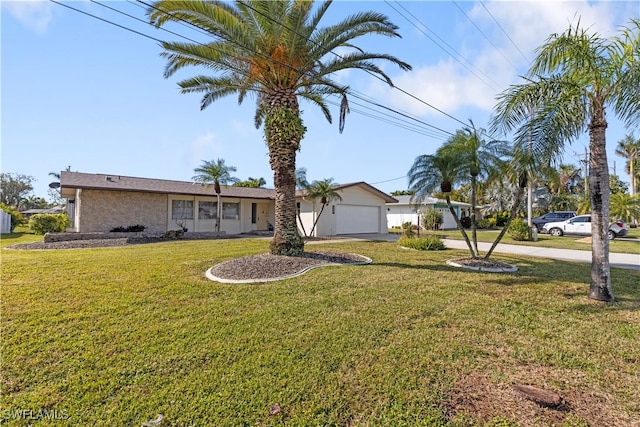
top-left (478, 1), bottom-right (529, 63)
top-left (385, 0), bottom-right (501, 92)
top-left (53, 0), bottom-right (451, 140)
top-left (451, 0), bottom-right (519, 72)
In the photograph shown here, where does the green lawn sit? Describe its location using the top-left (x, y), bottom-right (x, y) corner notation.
top-left (392, 228), bottom-right (640, 255)
top-left (2, 234), bottom-right (639, 426)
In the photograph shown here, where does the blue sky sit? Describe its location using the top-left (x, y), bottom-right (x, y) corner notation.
top-left (2, 0), bottom-right (638, 201)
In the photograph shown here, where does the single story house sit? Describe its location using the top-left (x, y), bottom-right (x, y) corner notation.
top-left (20, 206), bottom-right (65, 219)
top-left (386, 195), bottom-right (477, 230)
top-left (59, 172), bottom-right (396, 237)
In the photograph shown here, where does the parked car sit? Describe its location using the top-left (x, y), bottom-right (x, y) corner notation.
top-left (531, 211), bottom-right (577, 232)
top-left (542, 214), bottom-right (628, 239)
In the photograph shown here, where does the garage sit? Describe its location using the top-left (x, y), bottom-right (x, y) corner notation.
top-left (336, 205), bottom-right (381, 234)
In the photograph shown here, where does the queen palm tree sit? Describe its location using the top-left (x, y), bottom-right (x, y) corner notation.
top-left (148, 0), bottom-right (410, 255)
top-left (192, 159), bottom-right (238, 232)
top-left (615, 134), bottom-right (640, 196)
top-left (491, 19), bottom-right (640, 302)
top-left (306, 178), bottom-right (342, 236)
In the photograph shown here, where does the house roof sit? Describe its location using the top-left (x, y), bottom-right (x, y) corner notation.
top-left (60, 172), bottom-right (397, 203)
top-left (60, 172), bottom-right (276, 200)
top-left (390, 194), bottom-right (472, 208)
top-left (296, 181), bottom-right (397, 203)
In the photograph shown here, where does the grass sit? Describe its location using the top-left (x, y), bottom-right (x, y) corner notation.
top-left (2, 234), bottom-right (639, 426)
top-left (390, 228), bottom-right (640, 255)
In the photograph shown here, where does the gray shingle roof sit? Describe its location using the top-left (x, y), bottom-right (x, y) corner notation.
top-left (60, 172), bottom-right (276, 199)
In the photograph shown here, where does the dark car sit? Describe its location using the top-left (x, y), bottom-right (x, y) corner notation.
top-left (531, 211), bottom-right (577, 232)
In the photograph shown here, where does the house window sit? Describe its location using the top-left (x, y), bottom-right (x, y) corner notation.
top-left (171, 200), bottom-right (194, 220)
top-left (222, 202), bottom-right (239, 220)
top-left (198, 201), bottom-right (217, 219)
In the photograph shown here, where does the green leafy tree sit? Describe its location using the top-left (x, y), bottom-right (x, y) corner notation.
top-left (0, 173), bottom-right (35, 210)
top-left (421, 209), bottom-right (443, 231)
top-left (192, 159), bottom-right (239, 232)
top-left (615, 134), bottom-right (639, 196)
top-left (306, 178), bottom-right (342, 236)
top-left (609, 175), bottom-right (629, 195)
top-left (148, 0), bottom-right (410, 256)
top-left (491, 19), bottom-right (640, 302)
top-left (0, 203), bottom-right (26, 232)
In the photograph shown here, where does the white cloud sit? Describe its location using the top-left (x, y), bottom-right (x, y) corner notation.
top-left (375, 1), bottom-right (632, 118)
top-left (3, 0), bottom-right (54, 34)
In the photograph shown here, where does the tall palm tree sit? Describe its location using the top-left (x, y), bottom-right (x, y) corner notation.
top-left (609, 192), bottom-right (640, 226)
top-left (558, 163), bottom-right (582, 195)
top-left (306, 178), bottom-right (342, 236)
top-left (491, 19), bottom-right (640, 302)
top-left (439, 124), bottom-right (509, 257)
top-left (148, 0), bottom-right (410, 256)
top-left (407, 148), bottom-right (478, 257)
top-left (192, 158), bottom-right (238, 232)
top-left (615, 134), bottom-right (640, 196)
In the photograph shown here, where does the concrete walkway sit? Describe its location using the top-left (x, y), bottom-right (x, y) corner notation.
top-left (338, 234), bottom-right (640, 271)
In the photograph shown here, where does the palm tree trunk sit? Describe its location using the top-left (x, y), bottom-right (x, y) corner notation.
top-left (446, 194), bottom-right (478, 257)
top-left (485, 185), bottom-right (525, 259)
top-left (470, 175), bottom-right (479, 257)
top-left (297, 210), bottom-right (307, 237)
top-left (265, 90), bottom-right (304, 256)
top-left (588, 109), bottom-right (613, 301)
top-left (215, 193), bottom-right (221, 233)
top-left (309, 203), bottom-right (326, 236)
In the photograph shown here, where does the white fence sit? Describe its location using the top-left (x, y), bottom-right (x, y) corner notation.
top-left (0, 210), bottom-right (11, 234)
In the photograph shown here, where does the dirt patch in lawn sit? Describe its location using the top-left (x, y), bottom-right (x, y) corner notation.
top-left (444, 368), bottom-right (638, 426)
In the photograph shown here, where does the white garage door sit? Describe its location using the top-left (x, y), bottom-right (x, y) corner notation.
top-left (336, 205), bottom-right (380, 234)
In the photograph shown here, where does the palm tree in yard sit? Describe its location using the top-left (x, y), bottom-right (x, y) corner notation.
top-left (491, 19), bottom-right (640, 302)
top-left (439, 125), bottom-right (509, 257)
top-left (193, 159), bottom-right (238, 233)
top-left (615, 134), bottom-right (640, 196)
top-left (306, 178), bottom-right (342, 236)
top-left (148, 1), bottom-right (411, 256)
top-left (407, 147), bottom-right (479, 257)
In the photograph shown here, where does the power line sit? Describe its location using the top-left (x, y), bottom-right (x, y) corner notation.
top-left (385, 0), bottom-right (501, 92)
top-left (478, 1), bottom-right (529, 63)
top-left (51, 0), bottom-right (451, 140)
top-left (451, 0), bottom-right (519, 72)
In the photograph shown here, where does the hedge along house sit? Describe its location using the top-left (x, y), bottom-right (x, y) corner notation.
top-left (386, 195), bottom-right (477, 230)
top-left (60, 172), bottom-right (396, 236)
top-left (296, 182), bottom-right (398, 236)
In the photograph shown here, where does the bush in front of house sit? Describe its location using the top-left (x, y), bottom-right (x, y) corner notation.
top-left (401, 221), bottom-right (415, 238)
top-left (1, 203), bottom-right (26, 232)
top-left (476, 217), bottom-right (497, 229)
top-left (29, 213), bottom-right (71, 235)
top-left (398, 235), bottom-right (446, 251)
top-left (508, 220), bottom-right (531, 241)
top-left (421, 209), bottom-right (444, 231)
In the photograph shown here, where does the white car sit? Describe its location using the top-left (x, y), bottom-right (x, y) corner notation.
top-left (542, 214), bottom-right (628, 240)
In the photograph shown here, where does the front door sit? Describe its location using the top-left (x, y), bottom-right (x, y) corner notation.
top-left (251, 202), bottom-right (270, 231)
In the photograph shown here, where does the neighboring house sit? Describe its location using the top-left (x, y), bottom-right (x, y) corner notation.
top-left (59, 172), bottom-right (396, 236)
top-left (20, 206), bottom-right (65, 219)
top-left (297, 182), bottom-right (397, 236)
top-left (386, 195), bottom-right (477, 230)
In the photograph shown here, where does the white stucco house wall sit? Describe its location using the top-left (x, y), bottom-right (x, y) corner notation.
top-left (59, 172), bottom-right (396, 237)
top-left (297, 182), bottom-right (397, 236)
top-left (386, 195), bottom-right (475, 230)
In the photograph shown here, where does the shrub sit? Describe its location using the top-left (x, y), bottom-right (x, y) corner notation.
top-left (421, 209), bottom-right (443, 231)
top-left (1, 203), bottom-right (26, 232)
top-left (486, 211), bottom-right (510, 227)
top-left (460, 216), bottom-right (472, 228)
top-left (508, 220), bottom-right (531, 241)
top-left (476, 218), bottom-right (496, 229)
top-left (398, 236), bottom-right (445, 251)
top-left (401, 221), bottom-right (415, 238)
top-left (29, 214), bottom-right (71, 235)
